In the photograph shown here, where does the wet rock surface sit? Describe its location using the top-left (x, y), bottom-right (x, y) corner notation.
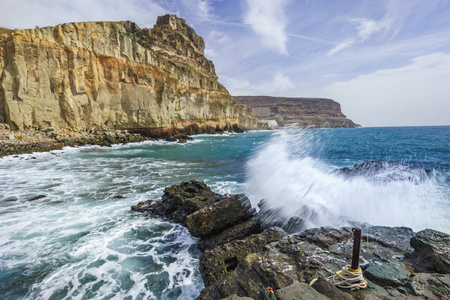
top-left (410, 229), bottom-right (450, 274)
top-left (186, 194), bottom-right (256, 238)
top-left (132, 180), bottom-right (225, 225)
top-left (335, 160), bottom-right (431, 183)
top-left (132, 181), bottom-right (450, 299)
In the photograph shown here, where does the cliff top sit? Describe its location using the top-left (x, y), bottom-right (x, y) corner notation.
top-left (0, 15), bottom-right (216, 78)
top-left (234, 95), bottom-right (338, 105)
top-left (1, 15), bottom-right (203, 54)
top-left (0, 27), bottom-right (13, 34)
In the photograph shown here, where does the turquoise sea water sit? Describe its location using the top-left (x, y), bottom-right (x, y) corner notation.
top-left (0, 126), bottom-right (449, 299)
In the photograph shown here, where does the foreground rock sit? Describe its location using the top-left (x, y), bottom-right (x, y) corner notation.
top-left (132, 181), bottom-right (450, 299)
top-left (410, 229), bottom-right (450, 273)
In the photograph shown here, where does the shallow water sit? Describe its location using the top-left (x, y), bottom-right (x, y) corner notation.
top-left (0, 127), bottom-right (449, 299)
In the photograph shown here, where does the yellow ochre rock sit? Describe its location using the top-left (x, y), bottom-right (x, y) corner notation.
top-left (0, 15), bottom-right (256, 135)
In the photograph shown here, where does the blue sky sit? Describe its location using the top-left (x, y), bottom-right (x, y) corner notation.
top-left (1, 0), bottom-right (449, 126)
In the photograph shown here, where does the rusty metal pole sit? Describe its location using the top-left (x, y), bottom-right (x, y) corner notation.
top-left (351, 228), bottom-right (362, 270)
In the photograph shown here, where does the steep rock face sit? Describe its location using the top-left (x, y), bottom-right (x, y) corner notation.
top-left (234, 96), bottom-right (359, 128)
top-left (0, 16), bottom-right (256, 134)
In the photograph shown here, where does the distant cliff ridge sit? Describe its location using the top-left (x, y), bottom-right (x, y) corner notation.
top-left (0, 15), bottom-right (256, 136)
top-left (234, 96), bottom-right (360, 128)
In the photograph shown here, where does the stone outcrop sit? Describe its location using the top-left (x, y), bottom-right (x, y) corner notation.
top-left (133, 181), bottom-right (450, 300)
top-left (335, 160), bottom-right (431, 183)
top-left (0, 15), bottom-right (256, 135)
top-left (234, 96), bottom-right (359, 128)
top-left (410, 229), bottom-right (450, 274)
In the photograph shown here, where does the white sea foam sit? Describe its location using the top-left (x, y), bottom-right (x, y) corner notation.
top-left (245, 130), bottom-right (450, 233)
top-left (0, 144), bottom-right (204, 299)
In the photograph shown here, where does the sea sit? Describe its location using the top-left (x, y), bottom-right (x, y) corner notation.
top-left (0, 126), bottom-right (449, 299)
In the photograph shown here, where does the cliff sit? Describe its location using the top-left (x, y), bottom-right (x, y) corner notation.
top-left (0, 15), bottom-right (256, 137)
top-left (234, 96), bottom-right (360, 128)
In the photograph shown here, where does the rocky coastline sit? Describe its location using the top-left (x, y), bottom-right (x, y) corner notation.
top-left (0, 122), bottom-right (253, 157)
top-left (0, 125), bottom-right (204, 158)
top-left (234, 96), bottom-right (360, 129)
top-left (132, 180), bottom-right (450, 300)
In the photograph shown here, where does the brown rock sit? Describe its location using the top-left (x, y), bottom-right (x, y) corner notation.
top-left (234, 96), bottom-right (359, 128)
top-left (0, 15), bottom-right (256, 133)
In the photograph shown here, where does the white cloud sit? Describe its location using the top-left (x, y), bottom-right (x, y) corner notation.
top-left (351, 17), bottom-right (389, 41)
top-left (325, 52), bottom-right (450, 126)
top-left (327, 38), bottom-right (355, 57)
top-left (223, 71), bottom-right (294, 96)
top-left (270, 71), bottom-right (295, 92)
top-left (180, 0), bottom-right (216, 22)
top-left (207, 30), bottom-right (232, 44)
top-left (327, 17), bottom-right (391, 56)
top-left (243, 0), bottom-right (289, 55)
top-left (204, 48), bottom-right (217, 58)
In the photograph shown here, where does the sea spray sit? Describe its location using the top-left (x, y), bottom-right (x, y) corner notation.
top-left (1, 127), bottom-right (449, 299)
top-left (245, 129), bottom-right (450, 233)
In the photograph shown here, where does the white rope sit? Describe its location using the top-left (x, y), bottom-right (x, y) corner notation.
top-left (327, 265), bottom-right (367, 290)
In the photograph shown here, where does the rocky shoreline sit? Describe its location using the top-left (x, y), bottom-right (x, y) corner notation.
top-left (0, 126), bottom-right (207, 158)
top-left (132, 181), bottom-right (450, 300)
top-left (0, 120), bottom-right (253, 157)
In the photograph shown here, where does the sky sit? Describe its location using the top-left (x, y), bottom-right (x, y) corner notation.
top-left (1, 0), bottom-right (449, 127)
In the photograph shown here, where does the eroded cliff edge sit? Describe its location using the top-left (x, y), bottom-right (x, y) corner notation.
top-left (0, 15), bottom-right (256, 137)
top-left (234, 96), bottom-right (360, 128)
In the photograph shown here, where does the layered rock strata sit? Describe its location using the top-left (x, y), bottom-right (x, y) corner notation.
top-left (234, 96), bottom-right (359, 128)
top-left (0, 15), bottom-right (256, 136)
top-left (133, 181), bottom-right (450, 300)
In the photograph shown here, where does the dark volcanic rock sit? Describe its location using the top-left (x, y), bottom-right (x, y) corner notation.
top-left (131, 181), bottom-right (450, 300)
top-left (149, 180), bottom-right (225, 225)
top-left (335, 160), bottom-right (431, 183)
top-left (311, 277), bottom-right (352, 300)
top-left (274, 283), bottom-right (330, 300)
top-left (364, 263), bottom-right (410, 287)
top-left (362, 225), bottom-right (415, 253)
top-left (29, 195), bottom-right (47, 201)
top-left (254, 199), bottom-right (306, 234)
top-left (199, 227), bottom-right (286, 287)
top-left (131, 200), bottom-right (154, 212)
top-left (197, 218), bottom-right (260, 252)
top-left (222, 295), bottom-right (253, 300)
top-left (410, 229), bottom-right (450, 274)
top-left (186, 194), bottom-right (256, 238)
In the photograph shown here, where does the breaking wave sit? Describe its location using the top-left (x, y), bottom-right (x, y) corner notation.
top-left (245, 130), bottom-right (450, 233)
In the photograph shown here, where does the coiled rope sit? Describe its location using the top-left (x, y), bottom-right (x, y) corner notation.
top-left (326, 265), bottom-right (367, 290)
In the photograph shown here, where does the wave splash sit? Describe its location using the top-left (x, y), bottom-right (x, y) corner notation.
top-left (245, 130), bottom-right (449, 233)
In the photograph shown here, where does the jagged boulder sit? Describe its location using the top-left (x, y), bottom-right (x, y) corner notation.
top-left (186, 194), bottom-right (256, 238)
top-left (197, 227), bottom-right (286, 299)
top-left (364, 263), bottom-right (411, 287)
top-left (410, 229), bottom-right (450, 274)
top-left (197, 218), bottom-right (259, 252)
top-left (148, 180), bottom-right (225, 225)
